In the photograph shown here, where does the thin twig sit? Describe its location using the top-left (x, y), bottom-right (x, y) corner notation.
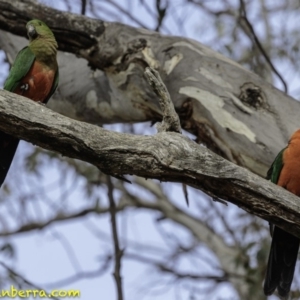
top-left (52, 230), bottom-right (83, 273)
top-left (107, 176), bottom-right (124, 300)
top-left (106, 0), bottom-right (149, 29)
top-left (139, 0), bottom-right (172, 34)
top-left (155, 0), bottom-right (168, 32)
top-left (125, 252), bottom-right (231, 282)
top-left (182, 184), bottom-right (189, 206)
top-left (144, 67), bottom-right (182, 133)
top-left (81, 0), bottom-right (87, 15)
top-left (0, 262), bottom-right (60, 300)
top-left (0, 205), bottom-right (127, 237)
top-left (43, 257), bottom-right (112, 289)
top-left (209, 201), bottom-right (239, 245)
top-left (239, 0), bottom-right (288, 93)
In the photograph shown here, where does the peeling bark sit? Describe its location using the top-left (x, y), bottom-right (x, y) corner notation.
top-left (0, 89), bottom-right (299, 245)
top-left (0, 0), bottom-right (300, 178)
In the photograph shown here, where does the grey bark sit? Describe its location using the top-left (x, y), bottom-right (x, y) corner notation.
top-left (0, 89), bottom-right (299, 243)
top-left (0, 0), bottom-right (300, 178)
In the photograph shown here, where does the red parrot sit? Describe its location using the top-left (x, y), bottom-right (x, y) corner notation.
top-left (264, 129), bottom-right (300, 298)
top-left (1, 19), bottom-right (58, 187)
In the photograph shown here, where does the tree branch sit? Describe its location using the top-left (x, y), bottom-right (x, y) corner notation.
top-left (239, 0), bottom-right (288, 93)
top-left (42, 257), bottom-right (112, 289)
top-left (119, 183), bottom-right (249, 296)
top-left (0, 262), bottom-right (60, 300)
top-left (125, 252), bottom-right (229, 282)
top-left (0, 205), bottom-right (127, 237)
top-left (144, 67), bottom-right (181, 133)
top-left (1, 0), bottom-right (300, 179)
top-left (0, 89), bottom-right (299, 240)
top-left (107, 176), bottom-right (124, 300)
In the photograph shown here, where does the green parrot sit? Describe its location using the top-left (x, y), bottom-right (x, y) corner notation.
top-left (264, 129), bottom-right (300, 298)
top-left (1, 19), bottom-right (59, 187)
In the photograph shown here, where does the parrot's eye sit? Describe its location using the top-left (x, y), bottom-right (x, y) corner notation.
top-left (27, 24), bottom-right (38, 40)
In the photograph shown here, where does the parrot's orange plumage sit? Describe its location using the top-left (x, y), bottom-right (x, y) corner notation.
top-left (264, 129), bottom-right (300, 297)
top-left (14, 60), bottom-right (56, 102)
top-left (277, 129), bottom-right (300, 195)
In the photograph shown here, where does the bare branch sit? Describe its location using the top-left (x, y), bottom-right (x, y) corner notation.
top-left (239, 0), bottom-right (288, 93)
top-left (144, 67), bottom-right (181, 133)
top-left (125, 252), bottom-right (245, 283)
top-left (42, 256), bottom-right (112, 289)
top-left (81, 0), bottom-right (87, 15)
top-left (103, 0), bottom-right (149, 29)
top-left (182, 184), bottom-right (189, 206)
top-left (105, 182), bottom-right (252, 297)
top-left (0, 262), bottom-right (60, 300)
top-left (0, 205), bottom-right (127, 237)
top-left (52, 231), bottom-right (83, 273)
top-left (107, 176), bottom-right (124, 300)
top-left (154, 0), bottom-right (168, 32)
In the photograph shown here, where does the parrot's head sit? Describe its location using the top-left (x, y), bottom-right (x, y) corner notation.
top-left (26, 19), bottom-right (54, 41)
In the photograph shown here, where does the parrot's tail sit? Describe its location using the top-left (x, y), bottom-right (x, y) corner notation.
top-left (0, 131), bottom-right (20, 187)
top-left (264, 225), bottom-right (300, 298)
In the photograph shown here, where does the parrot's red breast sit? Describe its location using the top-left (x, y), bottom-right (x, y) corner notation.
top-left (277, 130), bottom-right (300, 195)
top-left (0, 19), bottom-right (58, 189)
top-left (14, 60), bottom-right (56, 102)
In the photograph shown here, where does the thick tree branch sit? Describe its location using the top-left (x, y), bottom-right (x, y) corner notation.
top-left (0, 89), bottom-right (299, 240)
top-left (1, 0), bottom-right (300, 179)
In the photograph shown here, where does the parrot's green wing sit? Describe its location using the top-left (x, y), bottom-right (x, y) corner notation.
top-left (266, 148), bottom-right (285, 237)
top-left (3, 47), bottom-right (35, 92)
top-left (267, 148), bottom-right (285, 184)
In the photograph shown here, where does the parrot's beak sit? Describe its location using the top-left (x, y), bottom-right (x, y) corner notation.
top-left (27, 24), bottom-right (38, 40)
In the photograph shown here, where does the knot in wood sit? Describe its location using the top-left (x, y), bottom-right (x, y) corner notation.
top-left (239, 82), bottom-right (268, 110)
top-left (127, 38), bottom-right (147, 54)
